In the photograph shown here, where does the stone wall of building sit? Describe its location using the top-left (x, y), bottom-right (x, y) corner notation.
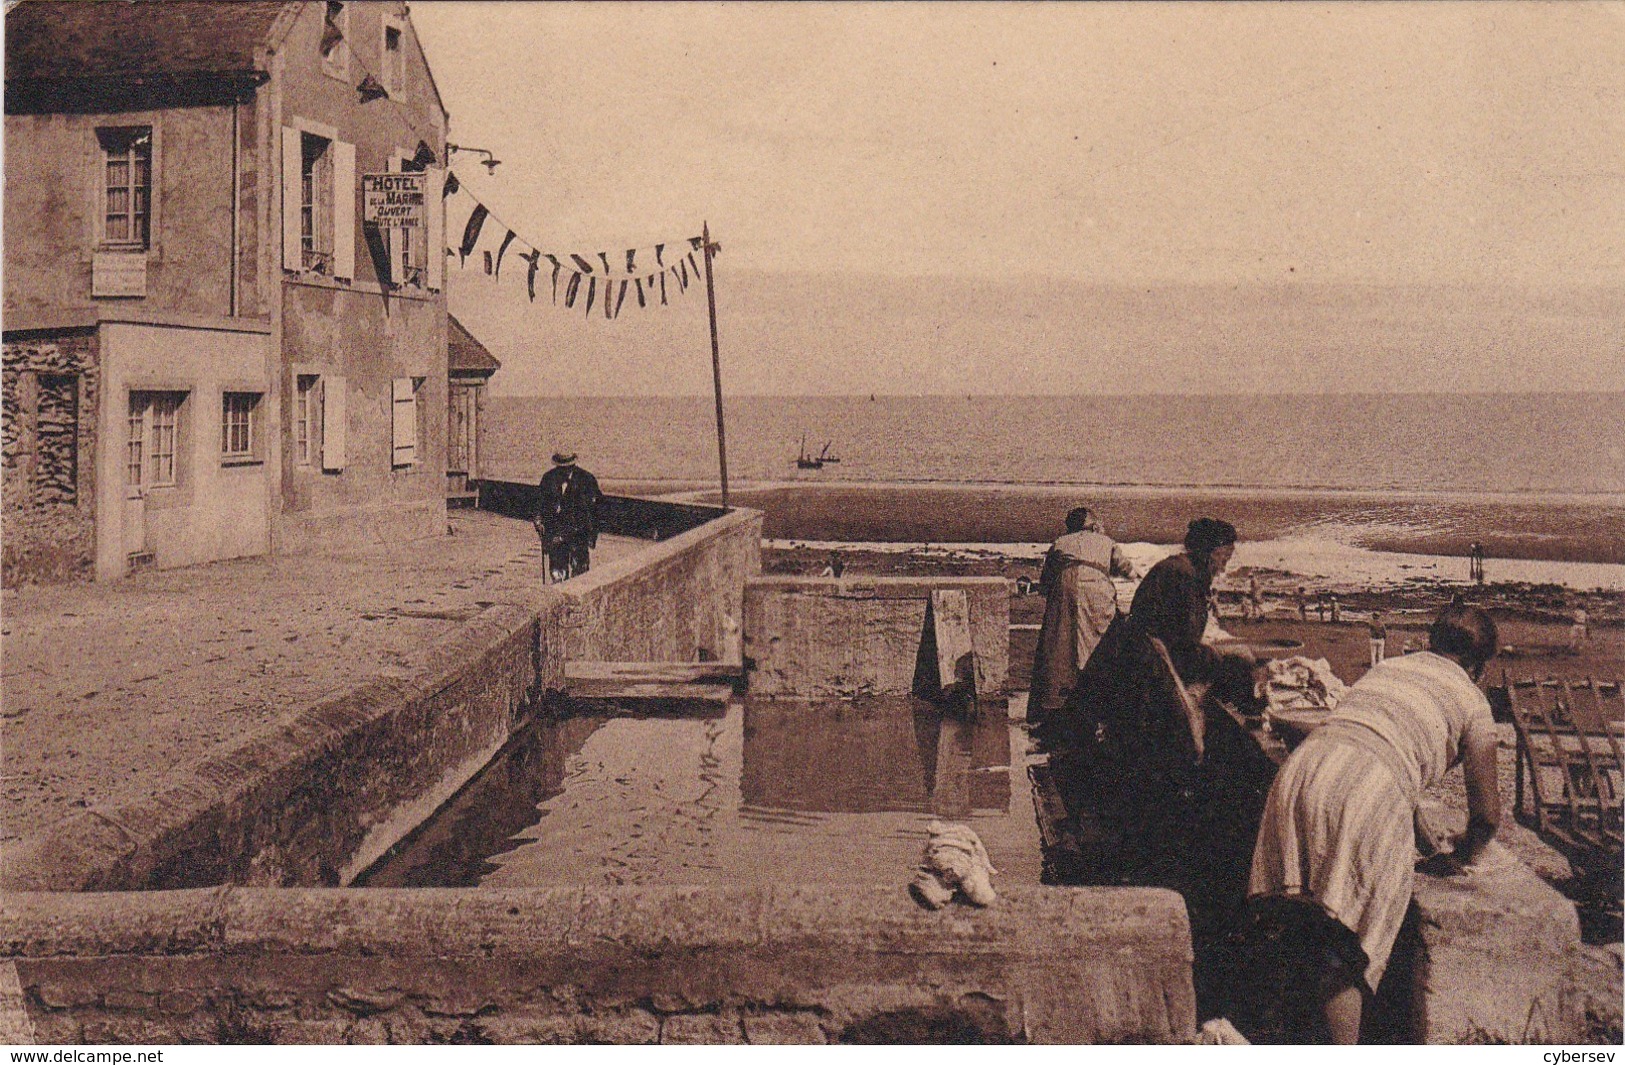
top-left (1, 330), bottom-right (99, 586)
top-left (0, 885), bottom-right (1199, 1045)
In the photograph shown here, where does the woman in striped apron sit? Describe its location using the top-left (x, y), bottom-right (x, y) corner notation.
top-left (1247, 604), bottom-right (1501, 1043)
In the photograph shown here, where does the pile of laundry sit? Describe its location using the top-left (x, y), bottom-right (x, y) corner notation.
top-left (910, 820), bottom-right (997, 909)
top-left (1263, 656), bottom-right (1348, 715)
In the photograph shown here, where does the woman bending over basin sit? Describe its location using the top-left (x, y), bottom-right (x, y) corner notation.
top-left (1246, 603), bottom-right (1501, 1043)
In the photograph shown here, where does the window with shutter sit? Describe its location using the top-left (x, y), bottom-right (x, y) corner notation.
top-left (321, 376), bottom-right (347, 472)
top-left (281, 126), bottom-right (354, 280)
top-left (383, 22), bottom-right (405, 100)
top-left (391, 377), bottom-right (416, 467)
top-left (321, 2), bottom-right (349, 79)
top-left (296, 374), bottom-right (319, 467)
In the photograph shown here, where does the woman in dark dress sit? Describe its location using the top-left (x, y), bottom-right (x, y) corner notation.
top-left (1052, 517), bottom-right (1264, 834)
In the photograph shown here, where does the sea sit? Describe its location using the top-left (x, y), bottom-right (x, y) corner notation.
top-left (485, 394), bottom-right (1625, 565)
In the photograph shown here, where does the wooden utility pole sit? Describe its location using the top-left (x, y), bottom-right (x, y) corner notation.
top-left (701, 221), bottom-right (729, 507)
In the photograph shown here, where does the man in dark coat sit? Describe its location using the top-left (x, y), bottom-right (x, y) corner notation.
top-left (534, 451), bottom-right (602, 582)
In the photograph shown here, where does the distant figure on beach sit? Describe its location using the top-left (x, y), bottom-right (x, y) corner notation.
top-left (1469, 541), bottom-right (1485, 584)
top-left (1316, 594), bottom-right (1328, 623)
top-left (1297, 587), bottom-right (1308, 622)
top-left (1367, 612), bottom-right (1387, 667)
top-left (1245, 575), bottom-right (1264, 620)
top-left (1569, 607), bottom-right (1589, 654)
top-left (819, 553), bottom-right (845, 579)
top-left (534, 451), bottom-right (602, 582)
top-left (1329, 594), bottom-right (1341, 624)
top-left (1028, 506), bottom-right (1134, 724)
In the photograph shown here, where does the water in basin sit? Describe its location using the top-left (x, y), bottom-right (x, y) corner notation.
top-left (360, 697), bottom-right (1042, 890)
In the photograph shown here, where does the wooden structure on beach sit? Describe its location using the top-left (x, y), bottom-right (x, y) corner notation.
top-left (1505, 674), bottom-right (1623, 858)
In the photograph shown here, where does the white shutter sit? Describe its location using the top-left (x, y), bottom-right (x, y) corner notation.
top-left (332, 139), bottom-right (356, 281)
top-left (391, 377), bottom-right (416, 466)
top-left (281, 126), bottom-right (303, 272)
top-left (388, 157), bottom-right (406, 285)
top-left (322, 375), bottom-right (347, 471)
top-left (425, 167), bottom-right (444, 290)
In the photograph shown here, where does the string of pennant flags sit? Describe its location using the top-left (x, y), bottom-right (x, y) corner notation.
top-left (322, 13), bottom-right (712, 323)
top-left (444, 176), bottom-right (709, 320)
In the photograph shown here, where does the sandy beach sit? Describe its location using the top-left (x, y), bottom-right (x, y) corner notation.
top-left (604, 477), bottom-right (1625, 567)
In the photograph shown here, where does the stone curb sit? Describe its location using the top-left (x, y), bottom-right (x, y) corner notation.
top-left (0, 884), bottom-right (1198, 1045)
top-left (1, 596), bottom-right (566, 893)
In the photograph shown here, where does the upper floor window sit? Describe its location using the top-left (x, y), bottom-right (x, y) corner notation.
top-left (300, 133), bottom-right (334, 274)
top-left (383, 23), bottom-right (405, 99)
top-left (99, 127), bottom-right (151, 249)
top-left (282, 124), bottom-right (355, 280)
top-left (321, 2), bottom-right (349, 78)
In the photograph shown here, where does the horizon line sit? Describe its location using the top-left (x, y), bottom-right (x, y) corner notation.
top-left (488, 389), bottom-right (1625, 400)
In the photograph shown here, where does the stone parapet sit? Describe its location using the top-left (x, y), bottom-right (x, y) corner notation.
top-left (0, 507), bottom-right (761, 893)
top-left (1410, 857), bottom-right (1584, 1044)
top-left (0, 884), bottom-right (1197, 1045)
top-left (557, 506), bottom-right (763, 665)
top-left (743, 577), bottom-right (1010, 698)
top-left (1, 599), bottom-right (567, 892)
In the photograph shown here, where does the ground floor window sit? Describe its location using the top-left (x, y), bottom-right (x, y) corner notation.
top-left (448, 383), bottom-right (476, 475)
top-left (296, 374), bottom-right (320, 466)
top-left (127, 390), bottom-right (184, 487)
top-left (221, 391), bottom-right (261, 461)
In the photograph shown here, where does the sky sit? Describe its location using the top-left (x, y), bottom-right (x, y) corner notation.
top-left (410, 2), bottom-right (1625, 396)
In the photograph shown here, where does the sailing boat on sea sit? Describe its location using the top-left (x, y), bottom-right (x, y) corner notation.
top-left (794, 435), bottom-right (841, 470)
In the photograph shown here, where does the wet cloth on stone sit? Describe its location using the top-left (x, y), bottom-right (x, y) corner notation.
top-left (910, 820), bottom-right (997, 909)
top-left (1248, 652), bottom-right (1496, 991)
top-left (1264, 656), bottom-right (1348, 715)
top-left (1029, 530), bottom-right (1129, 722)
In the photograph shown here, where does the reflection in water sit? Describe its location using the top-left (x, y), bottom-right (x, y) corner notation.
top-left (356, 714), bottom-right (607, 887)
top-left (741, 697), bottom-right (1009, 817)
top-left (363, 699), bottom-right (1037, 891)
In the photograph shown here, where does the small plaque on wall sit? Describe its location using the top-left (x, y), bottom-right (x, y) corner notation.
top-left (92, 251), bottom-right (148, 298)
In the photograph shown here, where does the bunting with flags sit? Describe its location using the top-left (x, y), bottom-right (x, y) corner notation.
top-left (443, 176), bottom-right (711, 320)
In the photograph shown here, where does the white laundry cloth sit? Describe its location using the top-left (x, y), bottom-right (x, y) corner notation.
top-left (911, 820), bottom-right (999, 908)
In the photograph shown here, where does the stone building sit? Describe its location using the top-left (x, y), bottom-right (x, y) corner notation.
top-left (446, 315), bottom-right (499, 507)
top-left (3, 0), bottom-right (450, 585)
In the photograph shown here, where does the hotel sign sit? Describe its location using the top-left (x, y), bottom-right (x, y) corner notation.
top-left (362, 173), bottom-right (426, 228)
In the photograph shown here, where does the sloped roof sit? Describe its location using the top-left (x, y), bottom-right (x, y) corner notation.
top-left (448, 315), bottom-right (501, 375)
top-left (5, 1), bottom-right (292, 83)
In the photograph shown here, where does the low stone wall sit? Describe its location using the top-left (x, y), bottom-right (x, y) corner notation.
top-left (1410, 860), bottom-right (1584, 1044)
top-left (2, 599), bottom-right (569, 892)
top-left (477, 481), bottom-right (727, 542)
top-left (742, 577), bottom-right (1010, 698)
top-left (0, 885), bottom-right (1197, 1045)
top-left (0, 507), bottom-right (762, 892)
top-left (559, 507), bottom-right (763, 664)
